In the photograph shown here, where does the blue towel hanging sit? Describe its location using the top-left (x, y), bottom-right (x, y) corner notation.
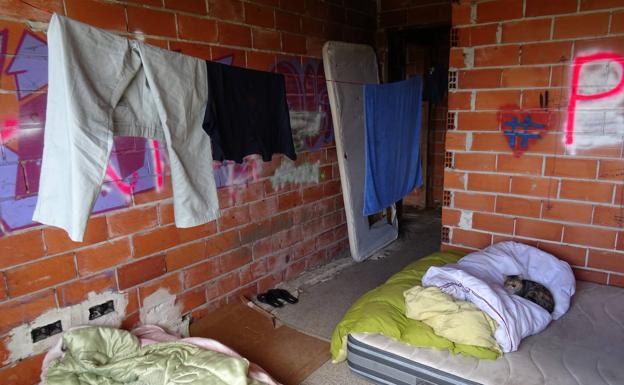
top-left (363, 76), bottom-right (424, 216)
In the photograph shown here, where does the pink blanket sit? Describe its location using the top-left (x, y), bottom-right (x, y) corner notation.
top-left (41, 325), bottom-right (281, 385)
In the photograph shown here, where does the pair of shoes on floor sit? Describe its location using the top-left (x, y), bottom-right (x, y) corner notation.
top-left (257, 288), bottom-right (298, 308)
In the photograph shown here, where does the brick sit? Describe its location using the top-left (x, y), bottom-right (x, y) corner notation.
top-left (407, 4), bottom-right (450, 26)
top-left (497, 154), bottom-right (543, 175)
top-left (458, 24), bottom-right (498, 47)
top-left (218, 206), bottom-right (251, 231)
top-left (502, 19), bottom-right (552, 43)
top-left (280, 0), bottom-right (305, 13)
top-left (515, 218), bottom-right (562, 242)
top-left (542, 201), bottom-right (593, 224)
top-left (220, 247), bottom-right (252, 274)
top-left (252, 28), bottom-right (281, 51)
top-left (208, 0), bottom-right (244, 21)
top-left (132, 226), bottom-right (180, 258)
top-left (441, 208), bottom-right (461, 226)
top-left (165, 241), bottom-right (206, 271)
top-left (594, 205), bottom-right (624, 228)
top-left (474, 45), bottom-right (520, 67)
top-left (246, 3), bottom-right (275, 28)
top-left (239, 259), bottom-right (267, 285)
top-left (501, 67), bottom-right (550, 88)
top-left (458, 69), bottom-right (502, 89)
top-left (612, 274), bottom-right (624, 287)
top-left (453, 191), bottom-right (496, 211)
top-left (449, 48), bottom-right (465, 69)
top-left (275, 10), bottom-right (301, 33)
top-left (57, 271), bottom-right (117, 307)
top-left (496, 196), bottom-right (542, 217)
top-left (445, 131), bottom-right (467, 151)
top-left (6, 253), bottom-right (76, 297)
top-left (612, 11), bottom-right (624, 34)
top-left (0, 353), bottom-right (45, 385)
top-left (457, 112), bottom-right (498, 131)
top-left (472, 212), bottom-right (515, 234)
top-left (0, 290), bottom-right (56, 335)
top-left (598, 159), bottom-right (624, 181)
top-left (554, 13), bottom-right (610, 39)
top-left (243, 51), bottom-right (275, 69)
top-left (282, 33), bottom-right (307, 54)
top-left (452, 229), bottom-right (492, 249)
top-left (65, 0), bottom-right (126, 31)
top-left (164, 0), bottom-right (206, 13)
top-left (183, 258), bottom-right (221, 288)
top-left (521, 42), bottom-right (572, 65)
top-left (44, 216), bottom-right (109, 255)
top-left (177, 287), bottom-right (207, 314)
top-left (588, 249), bottom-right (624, 273)
top-left (158, 203), bottom-right (175, 225)
top-left (178, 15), bottom-right (218, 43)
top-left (76, 238), bottom-right (132, 276)
top-left (563, 225), bottom-right (617, 249)
top-left (302, 17), bottom-right (324, 37)
top-left (452, 2), bottom-right (471, 25)
top-left (132, 175), bottom-right (173, 204)
top-left (475, 90), bottom-right (520, 110)
top-left (117, 255), bottom-right (167, 290)
top-left (559, 180), bottom-right (614, 203)
top-left (581, 0), bottom-right (624, 10)
top-left (206, 230), bottom-right (241, 257)
top-left (278, 191), bottom-right (302, 211)
top-left (217, 272), bottom-right (241, 296)
top-left (467, 173), bottom-right (510, 193)
top-left (573, 268), bottom-right (608, 284)
top-left (537, 242), bottom-right (587, 266)
top-left (469, 133), bottom-right (510, 152)
top-left (526, 0), bottom-right (577, 16)
top-left (218, 22), bottom-right (252, 47)
top-left (127, 7), bottom-right (177, 38)
top-left (0, 0), bottom-right (63, 22)
top-left (108, 206), bottom-right (158, 237)
top-left (240, 220), bottom-right (272, 244)
top-left (454, 153), bottom-right (497, 171)
top-left (139, 273), bottom-right (183, 304)
top-left (448, 92), bottom-right (472, 110)
top-left (544, 157), bottom-right (597, 179)
top-left (0, 230), bottom-right (45, 269)
top-left (444, 170), bottom-right (466, 189)
top-left (476, 0), bottom-right (523, 23)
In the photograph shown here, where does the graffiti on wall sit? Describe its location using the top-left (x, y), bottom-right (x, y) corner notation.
top-left (0, 25), bottom-right (333, 235)
top-left (498, 105), bottom-right (551, 156)
top-left (565, 52), bottom-right (624, 150)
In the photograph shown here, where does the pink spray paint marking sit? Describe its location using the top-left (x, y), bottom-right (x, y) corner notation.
top-left (566, 52), bottom-right (624, 145)
top-left (150, 139), bottom-right (164, 191)
top-left (1, 118), bottom-right (19, 142)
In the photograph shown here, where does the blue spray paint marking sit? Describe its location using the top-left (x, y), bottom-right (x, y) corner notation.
top-left (503, 116), bottom-right (546, 151)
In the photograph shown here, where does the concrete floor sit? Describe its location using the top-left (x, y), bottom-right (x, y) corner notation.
top-left (272, 208), bottom-right (441, 385)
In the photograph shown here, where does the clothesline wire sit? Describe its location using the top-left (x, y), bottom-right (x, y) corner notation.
top-left (325, 79), bottom-right (375, 86)
top-left (19, 0), bottom-right (53, 15)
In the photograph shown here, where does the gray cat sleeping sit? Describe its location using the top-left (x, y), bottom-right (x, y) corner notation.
top-left (504, 275), bottom-right (555, 313)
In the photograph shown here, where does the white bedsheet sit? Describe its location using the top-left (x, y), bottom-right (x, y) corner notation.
top-left (422, 241), bottom-right (575, 352)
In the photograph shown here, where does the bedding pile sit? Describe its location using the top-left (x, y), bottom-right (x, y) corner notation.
top-left (422, 241), bottom-right (575, 352)
top-left (42, 326), bottom-right (278, 385)
top-left (330, 251), bottom-right (501, 362)
top-left (403, 286), bottom-right (500, 354)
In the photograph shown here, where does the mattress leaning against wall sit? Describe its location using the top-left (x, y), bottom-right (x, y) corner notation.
top-left (322, 41), bottom-right (398, 262)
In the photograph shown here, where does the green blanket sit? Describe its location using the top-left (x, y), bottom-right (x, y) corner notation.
top-left (330, 251), bottom-right (501, 362)
top-left (44, 327), bottom-right (267, 385)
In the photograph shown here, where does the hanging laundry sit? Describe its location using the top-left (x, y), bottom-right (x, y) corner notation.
top-left (363, 76), bottom-right (424, 216)
top-left (33, 14), bottom-right (219, 242)
top-left (203, 61), bottom-right (296, 163)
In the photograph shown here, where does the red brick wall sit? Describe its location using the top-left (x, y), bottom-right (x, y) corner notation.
top-left (0, 0), bottom-right (375, 382)
top-left (379, 0), bottom-right (451, 29)
top-left (444, 0), bottom-right (624, 287)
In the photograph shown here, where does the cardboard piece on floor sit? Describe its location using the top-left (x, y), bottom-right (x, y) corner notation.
top-left (189, 301), bottom-right (330, 385)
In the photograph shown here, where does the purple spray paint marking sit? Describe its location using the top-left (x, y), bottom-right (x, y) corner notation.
top-left (0, 29), bottom-right (8, 84)
top-left (6, 31), bottom-right (48, 100)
